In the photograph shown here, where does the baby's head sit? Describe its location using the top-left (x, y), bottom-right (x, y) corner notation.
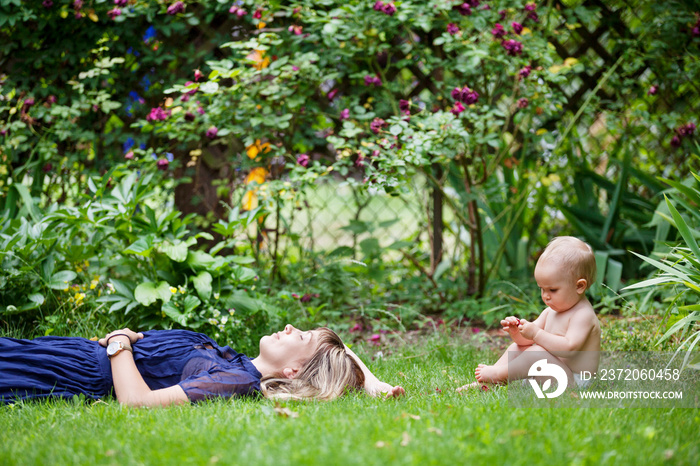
top-left (536, 236), bottom-right (597, 288)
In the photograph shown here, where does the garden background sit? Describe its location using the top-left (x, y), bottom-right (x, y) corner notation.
top-left (1, 0), bottom-right (700, 463)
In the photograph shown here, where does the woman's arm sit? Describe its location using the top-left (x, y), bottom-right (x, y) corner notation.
top-left (99, 329), bottom-right (188, 407)
top-left (344, 345), bottom-right (404, 397)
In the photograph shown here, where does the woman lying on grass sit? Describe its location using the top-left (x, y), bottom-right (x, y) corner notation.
top-left (0, 325), bottom-right (404, 406)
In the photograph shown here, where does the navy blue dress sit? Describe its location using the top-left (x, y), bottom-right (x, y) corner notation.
top-left (0, 329), bottom-right (262, 404)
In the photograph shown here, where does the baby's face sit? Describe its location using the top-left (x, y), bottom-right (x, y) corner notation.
top-left (534, 260), bottom-right (585, 313)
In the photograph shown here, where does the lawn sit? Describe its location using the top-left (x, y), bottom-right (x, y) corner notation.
top-left (1, 331), bottom-right (697, 466)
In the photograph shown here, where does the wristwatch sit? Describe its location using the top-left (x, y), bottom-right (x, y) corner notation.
top-left (106, 340), bottom-right (133, 358)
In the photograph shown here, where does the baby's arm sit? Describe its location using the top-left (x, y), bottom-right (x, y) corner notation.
top-left (503, 310), bottom-right (548, 346)
top-left (520, 309), bottom-right (594, 354)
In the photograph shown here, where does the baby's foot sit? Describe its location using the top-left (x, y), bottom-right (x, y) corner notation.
top-left (475, 364), bottom-right (504, 383)
top-left (456, 381), bottom-right (490, 393)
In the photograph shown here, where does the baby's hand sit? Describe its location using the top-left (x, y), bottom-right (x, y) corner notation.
top-left (518, 319), bottom-right (539, 340)
top-left (501, 316), bottom-right (521, 331)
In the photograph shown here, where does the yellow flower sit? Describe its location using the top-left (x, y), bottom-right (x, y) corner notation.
top-left (246, 50), bottom-right (270, 70)
top-left (74, 293), bottom-right (85, 304)
top-left (170, 287), bottom-right (177, 294)
top-left (246, 139), bottom-right (272, 159)
top-left (90, 278), bottom-right (99, 290)
top-left (178, 285), bottom-right (187, 294)
top-left (242, 167), bottom-right (268, 210)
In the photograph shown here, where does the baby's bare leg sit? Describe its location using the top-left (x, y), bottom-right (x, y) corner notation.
top-left (506, 344), bottom-right (574, 385)
top-left (474, 342), bottom-right (531, 384)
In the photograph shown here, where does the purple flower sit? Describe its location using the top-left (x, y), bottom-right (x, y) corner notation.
top-left (512, 21), bottom-right (523, 34)
top-left (184, 81), bottom-right (198, 95)
top-left (451, 87), bottom-right (463, 101)
top-left (525, 2), bottom-right (536, 11)
top-left (167, 1), bottom-right (184, 15)
top-left (517, 98), bottom-right (529, 109)
top-left (527, 12), bottom-right (539, 22)
top-left (382, 2), bottom-right (396, 16)
top-left (364, 75), bottom-right (382, 87)
top-left (519, 65), bottom-right (532, 79)
top-left (146, 107), bottom-right (169, 121)
top-left (107, 7), bottom-right (121, 19)
top-left (399, 99), bottom-right (410, 113)
top-left (184, 112), bottom-right (196, 121)
top-left (296, 154), bottom-right (310, 167)
top-left (454, 3), bottom-right (472, 15)
top-left (371, 149), bottom-right (380, 157)
top-left (461, 88), bottom-right (479, 105)
top-left (74, 0), bottom-right (83, 9)
top-left (670, 135), bottom-right (681, 147)
top-left (491, 23), bottom-right (506, 39)
top-left (355, 155), bottom-right (365, 167)
top-left (157, 158), bottom-right (169, 171)
top-left (498, 9), bottom-right (507, 20)
top-left (113, 0), bottom-right (127, 6)
top-left (292, 65), bottom-right (299, 71)
top-left (447, 23), bottom-right (460, 35)
top-left (206, 126), bottom-right (218, 139)
top-left (466, 0), bottom-right (480, 7)
top-left (692, 26), bottom-right (700, 38)
top-left (451, 102), bottom-right (466, 115)
top-left (327, 89), bottom-right (338, 101)
top-left (46, 95), bottom-right (57, 105)
top-left (370, 118), bottom-right (386, 134)
top-left (502, 39), bottom-right (523, 56)
top-left (340, 108), bottom-right (350, 121)
top-left (42, 0), bottom-right (53, 8)
top-left (196, 106), bottom-right (205, 115)
top-left (373, 1), bottom-right (384, 11)
top-left (23, 97), bottom-right (35, 110)
top-left (678, 122), bottom-right (696, 137)
top-left (647, 85), bottom-right (658, 96)
top-left (43, 163), bottom-right (53, 173)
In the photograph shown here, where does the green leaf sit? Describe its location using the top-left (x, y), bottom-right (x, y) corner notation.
top-left (184, 295), bottom-right (201, 314)
top-left (192, 271), bottom-right (213, 301)
top-left (124, 235), bottom-right (155, 257)
top-left (161, 240), bottom-right (189, 262)
top-left (47, 270), bottom-right (78, 290)
top-left (231, 265), bottom-right (257, 283)
top-left (665, 195), bottom-right (700, 261)
top-left (162, 302), bottom-right (188, 326)
top-left (28, 293), bottom-right (45, 306)
top-left (187, 250), bottom-right (217, 269)
top-left (134, 281), bottom-right (173, 306)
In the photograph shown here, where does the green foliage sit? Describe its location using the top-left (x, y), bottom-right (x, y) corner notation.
top-left (622, 167), bottom-right (700, 368)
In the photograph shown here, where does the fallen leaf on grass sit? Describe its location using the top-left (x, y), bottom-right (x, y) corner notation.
top-left (375, 441), bottom-right (386, 448)
top-left (400, 432), bottom-right (411, 447)
top-left (510, 429), bottom-right (528, 437)
top-left (427, 427), bottom-right (443, 436)
top-left (273, 404), bottom-right (299, 418)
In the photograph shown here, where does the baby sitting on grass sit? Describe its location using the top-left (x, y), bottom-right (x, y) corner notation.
top-left (458, 236), bottom-right (601, 392)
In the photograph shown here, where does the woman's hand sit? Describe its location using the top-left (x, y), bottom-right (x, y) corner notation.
top-left (365, 380), bottom-right (405, 398)
top-left (98, 328), bottom-right (144, 347)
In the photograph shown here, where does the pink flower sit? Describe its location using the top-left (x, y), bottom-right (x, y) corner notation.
top-left (370, 118), bottom-right (386, 134)
top-left (369, 334), bottom-right (381, 345)
top-left (288, 25), bottom-right (303, 35)
top-left (46, 95), bottom-right (57, 105)
top-left (517, 97), bottom-right (529, 108)
top-left (451, 102), bottom-right (465, 115)
top-left (157, 158), bottom-right (169, 171)
top-left (371, 149), bottom-right (380, 157)
top-left (364, 75), bottom-right (382, 87)
top-left (525, 2), bottom-right (536, 11)
top-left (355, 155), bottom-right (365, 167)
top-left (382, 2), bottom-right (396, 16)
top-left (296, 154), bottom-right (310, 167)
top-left (491, 23), bottom-right (506, 39)
top-left (327, 89), bottom-right (338, 101)
top-left (291, 293), bottom-right (300, 299)
top-left (692, 26), bottom-right (700, 38)
top-left (399, 99), bottom-right (410, 113)
top-left (125, 151), bottom-right (135, 160)
top-left (340, 108), bottom-right (350, 121)
top-left (146, 107), bottom-right (169, 121)
top-left (167, 1), bottom-right (184, 15)
top-left (447, 23), bottom-right (459, 35)
top-left (194, 69), bottom-right (203, 81)
top-left (512, 21), bottom-right (523, 34)
top-left (349, 323), bottom-right (363, 333)
top-left (373, 1), bottom-right (384, 11)
top-left (454, 3), bottom-right (472, 15)
top-left (196, 106), bottom-right (205, 115)
top-left (253, 8), bottom-right (262, 19)
top-left (42, 0), bottom-right (53, 8)
top-left (647, 85), bottom-right (658, 96)
top-left (113, 0), bottom-right (127, 6)
top-left (498, 9), bottom-right (507, 20)
top-left (205, 126), bottom-right (218, 139)
top-left (678, 122), bottom-right (696, 137)
top-left (502, 39), bottom-right (523, 56)
top-left (527, 11), bottom-right (539, 22)
top-left (107, 7), bottom-right (121, 19)
top-left (518, 65), bottom-right (532, 79)
top-left (670, 135), bottom-right (681, 147)
top-left (229, 6), bottom-right (246, 16)
top-left (292, 65), bottom-right (299, 71)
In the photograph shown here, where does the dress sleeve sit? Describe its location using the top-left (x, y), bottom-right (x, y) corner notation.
top-left (178, 365), bottom-right (261, 402)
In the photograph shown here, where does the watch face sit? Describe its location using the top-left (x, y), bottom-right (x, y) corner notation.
top-left (107, 341), bottom-right (121, 356)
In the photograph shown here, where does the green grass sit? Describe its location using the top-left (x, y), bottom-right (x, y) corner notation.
top-left (1, 334), bottom-right (698, 466)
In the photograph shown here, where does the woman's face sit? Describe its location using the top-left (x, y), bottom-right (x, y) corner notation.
top-left (258, 324), bottom-right (319, 374)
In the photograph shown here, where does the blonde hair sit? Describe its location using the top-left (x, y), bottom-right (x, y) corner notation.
top-left (260, 328), bottom-right (365, 401)
top-left (538, 236), bottom-right (597, 288)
